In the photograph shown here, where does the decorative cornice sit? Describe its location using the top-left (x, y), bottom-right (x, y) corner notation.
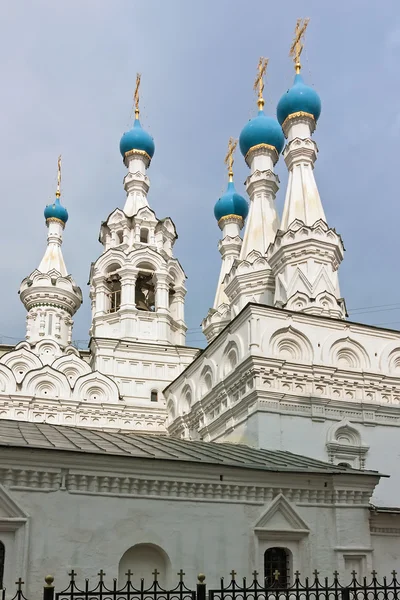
top-left (244, 143), bottom-right (279, 165)
top-left (46, 217), bottom-right (65, 228)
top-left (124, 148), bottom-right (151, 162)
top-left (281, 111), bottom-right (315, 131)
top-left (218, 214), bottom-right (244, 228)
top-left (0, 467), bottom-right (373, 506)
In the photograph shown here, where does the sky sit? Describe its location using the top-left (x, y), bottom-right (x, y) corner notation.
top-left (1, 0), bottom-right (400, 349)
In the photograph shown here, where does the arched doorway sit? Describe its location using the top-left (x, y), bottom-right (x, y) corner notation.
top-left (264, 547), bottom-right (290, 587)
top-left (119, 543), bottom-right (170, 588)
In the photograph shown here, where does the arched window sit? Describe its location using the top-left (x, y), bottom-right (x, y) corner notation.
top-left (107, 277), bottom-right (121, 313)
top-left (135, 266), bottom-right (155, 312)
top-left (264, 547), bottom-right (289, 588)
top-left (337, 462), bottom-right (351, 468)
top-left (140, 228), bottom-right (149, 243)
top-left (151, 390), bottom-right (158, 402)
top-left (0, 541), bottom-right (5, 588)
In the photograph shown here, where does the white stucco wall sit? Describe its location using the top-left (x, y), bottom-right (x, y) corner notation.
top-left (0, 447), bottom-right (385, 598)
top-left (167, 304), bottom-right (400, 508)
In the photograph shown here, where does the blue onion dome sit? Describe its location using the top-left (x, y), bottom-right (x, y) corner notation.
top-left (119, 117), bottom-right (155, 159)
top-left (239, 109), bottom-right (285, 158)
top-left (44, 196), bottom-right (68, 224)
top-left (214, 180), bottom-right (249, 222)
top-left (277, 73), bottom-right (321, 126)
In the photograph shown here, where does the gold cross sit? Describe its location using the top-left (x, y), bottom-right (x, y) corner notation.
top-left (224, 137), bottom-right (238, 181)
top-left (273, 569), bottom-right (280, 581)
top-left (177, 569), bottom-right (185, 582)
top-left (290, 18), bottom-right (310, 73)
top-left (230, 570), bottom-right (237, 580)
top-left (98, 570), bottom-right (106, 582)
top-left (134, 73), bottom-right (141, 118)
top-left (125, 570), bottom-right (133, 581)
top-left (152, 569), bottom-right (160, 582)
top-left (253, 57), bottom-right (268, 110)
top-left (56, 155), bottom-right (62, 198)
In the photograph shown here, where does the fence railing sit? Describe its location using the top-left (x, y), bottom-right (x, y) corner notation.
top-left (2, 570), bottom-right (400, 600)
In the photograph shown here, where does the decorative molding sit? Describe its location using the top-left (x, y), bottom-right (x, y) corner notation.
top-left (0, 468), bottom-right (372, 506)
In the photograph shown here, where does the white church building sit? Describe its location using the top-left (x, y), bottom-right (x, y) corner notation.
top-left (0, 23), bottom-right (399, 599)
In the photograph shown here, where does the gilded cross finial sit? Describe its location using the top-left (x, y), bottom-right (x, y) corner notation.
top-left (224, 137), bottom-right (238, 182)
top-left (290, 18), bottom-right (310, 74)
top-left (56, 155), bottom-right (62, 198)
top-left (253, 57), bottom-right (268, 110)
top-left (134, 73), bottom-right (141, 119)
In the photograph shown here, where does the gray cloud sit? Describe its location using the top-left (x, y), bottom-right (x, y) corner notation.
top-left (1, 0), bottom-right (400, 347)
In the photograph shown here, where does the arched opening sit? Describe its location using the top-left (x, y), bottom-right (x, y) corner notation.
top-left (140, 228), bottom-right (149, 243)
top-left (116, 230), bottom-right (124, 245)
top-left (118, 543), bottom-right (170, 588)
top-left (106, 275), bottom-right (121, 313)
top-left (337, 462), bottom-right (351, 468)
top-left (151, 390), bottom-right (158, 402)
top-left (224, 346), bottom-right (238, 376)
top-left (0, 541), bottom-right (5, 588)
top-left (135, 264), bottom-right (156, 312)
top-left (182, 387), bottom-right (192, 414)
top-left (264, 547), bottom-right (290, 588)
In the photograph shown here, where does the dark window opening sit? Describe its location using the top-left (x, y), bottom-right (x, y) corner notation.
top-left (151, 390), bottom-right (158, 402)
top-left (140, 229), bottom-right (149, 243)
top-left (338, 462), bottom-right (351, 468)
top-left (264, 547), bottom-right (289, 588)
top-left (107, 274), bottom-right (121, 313)
top-left (117, 231), bottom-right (124, 245)
top-left (135, 273), bottom-right (155, 311)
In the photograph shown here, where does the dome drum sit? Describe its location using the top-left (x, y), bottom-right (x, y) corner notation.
top-left (244, 142), bottom-right (280, 168)
top-left (281, 111), bottom-right (316, 138)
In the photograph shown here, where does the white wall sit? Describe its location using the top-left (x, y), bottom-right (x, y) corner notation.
top-left (0, 448), bottom-right (385, 599)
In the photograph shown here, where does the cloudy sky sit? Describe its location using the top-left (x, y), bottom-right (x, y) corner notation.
top-left (1, 1), bottom-right (400, 349)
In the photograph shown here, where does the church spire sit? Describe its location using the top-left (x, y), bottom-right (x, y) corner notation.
top-left (277, 19), bottom-right (325, 230)
top-left (119, 74), bottom-right (155, 217)
top-left (268, 20), bottom-right (346, 319)
top-left (238, 58), bottom-right (283, 260)
top-left (19, 157), bottom-right (82, 348)
top-left (38, 155), bottom-right (69, 275)
top-left (202, 139), bottom-right (248, 341)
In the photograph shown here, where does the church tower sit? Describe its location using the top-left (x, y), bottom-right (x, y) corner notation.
top-left (89, 75), bottom-right (196, 407)
top-left (268, 20), bottom-right (346, 318)
top-left (203, 59), bottom-right (284, 341)
top-left (202, 138), bottom-right (248, 341)
top-left (19, 157), bottom-right (83, 349)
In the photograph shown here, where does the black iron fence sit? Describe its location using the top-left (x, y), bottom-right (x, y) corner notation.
top-left (2, 570), bottom-right (400, 600)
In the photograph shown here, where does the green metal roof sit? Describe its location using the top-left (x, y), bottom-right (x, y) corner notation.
top-left (0, 419), bottom-right (380, 476)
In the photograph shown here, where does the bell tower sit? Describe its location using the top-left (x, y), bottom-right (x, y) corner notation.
top-left (89, 76), bottom-right (197, 408)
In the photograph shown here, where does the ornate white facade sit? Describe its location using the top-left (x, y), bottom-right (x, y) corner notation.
top-left (0, 38), bottom-right (400, 595)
